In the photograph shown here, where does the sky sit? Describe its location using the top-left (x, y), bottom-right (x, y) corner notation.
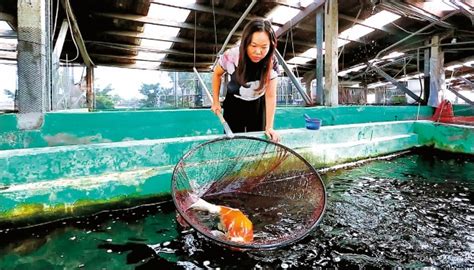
top-left (94, 66), bottom-right (173, 100)
top-left (0, 64), bottom-right (174, 101)
top-left (2, 18), bottom-right (175, 102)
top-left (0, 64), bottom-right (16, 101)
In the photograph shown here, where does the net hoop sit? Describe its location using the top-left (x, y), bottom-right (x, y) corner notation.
top-left (171, 135), bottom-right (327, 250)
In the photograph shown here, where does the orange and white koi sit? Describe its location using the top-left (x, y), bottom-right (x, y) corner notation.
top-left (190, 198), bottom-right (254, 243)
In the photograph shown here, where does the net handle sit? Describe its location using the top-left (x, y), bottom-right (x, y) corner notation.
top-left (193, 67), bottom-right (234, 138)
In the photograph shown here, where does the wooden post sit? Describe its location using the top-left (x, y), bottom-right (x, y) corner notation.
top-left (324, 0), bottom-right (338, 106)
top-left (428, 35), bottom-right (444, 107)
top-left (315, 7), bottom-right (324, 105)
top-left (86, 66), bottom-right (94, 111)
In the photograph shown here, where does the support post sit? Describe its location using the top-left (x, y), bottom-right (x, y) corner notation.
top-left (52, 20), bottom-right (69, 110)
top-left (315, 7), bottom-right (324, 105)
top-left (174, 71), bottom-right (178, 108)
top-left (16, 0), bottom-right (52, 129)
top-left (428, 35), bottom-right (444, 107)
top-left (195, 77), bottom-right (203, 107)
top-left (86, 66), bottom-right (94, 111)
top-left (423, 44), bottom-right (430, 103)
top-left (324, 0), bottom-right (338, 106)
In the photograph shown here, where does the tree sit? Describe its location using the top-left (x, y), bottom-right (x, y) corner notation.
top-left (95, 84), bottom-right (116, 110)
top-left (3, 89), bottom-right (15, 100)
top-left (3, 89), bottom-right (17, 109)
top-left (138, 82), bottom-right (173, 108)
top-left (175, 72), bottom-right (211, 107)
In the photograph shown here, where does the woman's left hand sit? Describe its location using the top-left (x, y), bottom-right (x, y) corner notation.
top-left (265, 128), bottom-right (280, 143)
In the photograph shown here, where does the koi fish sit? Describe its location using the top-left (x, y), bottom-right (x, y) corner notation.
top-left (190, 198), bottom-right (254, 243)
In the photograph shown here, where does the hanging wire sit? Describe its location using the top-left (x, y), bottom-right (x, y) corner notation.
top-left (211, 0), bottom-right (218, 59)
top-left (289, 19), bottom-right (300, 78)
top-left (415, 49), bottom-right (423, 119)
top-left (338, 5), bottom-right (362, 60)
top-left (416, 48), bottom-right (424, 101)
top-left (392, 56), bottom-right (413, 78)
top-left (282, 31), bottom-right (290, 59)
top-left (390, 22), bottom-right (436, 35)
top-left (51, 0), bottom-right (60, 43)
top-left (193, 10), bottom-right (197, 68)
top-left (62, 0), bottom-right (80, 62)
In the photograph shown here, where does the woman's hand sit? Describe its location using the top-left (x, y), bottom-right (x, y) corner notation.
top-left (265, 128), bottom-right (280, 143)
top-left (211, 102), bottom-right (222, 115)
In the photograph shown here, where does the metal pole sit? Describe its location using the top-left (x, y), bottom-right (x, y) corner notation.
top-left (213, 0), bottom-right (257, 68)
top-left (423, 45), bottom-right (430, 103)
top-left (446, 86), bottom-right (474, 105)
top-left (174, 71), bottom-right (178, 108)
top-left (274, 50), bottom-right (313, 105)
top-left (193, 67), bottom-right (234, 137)
top-left (371, 65), bottom-right (423, 103)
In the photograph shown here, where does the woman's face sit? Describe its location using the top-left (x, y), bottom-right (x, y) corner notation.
top-left (246, 31), bottom-right (270, 63)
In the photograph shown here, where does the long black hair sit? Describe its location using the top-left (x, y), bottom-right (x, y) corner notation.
top-left (235, 19), bottom-right (277, 92)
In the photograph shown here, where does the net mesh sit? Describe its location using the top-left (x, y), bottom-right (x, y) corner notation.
top-left (172, 136), bottom-right (326, 250)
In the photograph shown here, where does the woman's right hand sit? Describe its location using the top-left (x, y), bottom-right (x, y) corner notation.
top-left (211, 102), bottom-right (222, 115)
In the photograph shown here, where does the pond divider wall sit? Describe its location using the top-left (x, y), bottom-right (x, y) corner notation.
top-left (1, 106), bottom-right (473, 227)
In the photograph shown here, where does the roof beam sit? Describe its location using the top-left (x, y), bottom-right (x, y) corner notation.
top-left (0, 30), bottom-right (16, 38)
top-left (102, 30), bottom-right (229, 48)
top-left (94, 12), bottom-right (232, 36)
top-left (339, 13), bottom-right (398, 35)
top-left (380, 1), bottom-right (454, 29)
top-left (0, 50), bottom-right (16, 61)
top-left (0, 12), bottom-right (17, 31)
top-left (150, 0), bottom-right (314, 32)
top-left (261, 0), bottom-right (303, 9)
top-left (95, 62), bottom-right (161, 70)
top-left (275, 0), bottom-right (325, 38)
top-left (0, 42), bottom-right (16, 51)
top-left (90, 53), bottom-right (212, 65)
top-left (53, 20), bottom-right (69, 58)
top-left (150, 0), bottom-right (261, 21)
top-left (94, 62), bottom-right (212, 71)
top-left (86, 40), bottom-right (215, 57)
top-left (449, 0), bottom-right (474, 25)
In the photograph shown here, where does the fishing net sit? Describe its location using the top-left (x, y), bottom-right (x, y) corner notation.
top-left (172, 136), bottom-right (326, 250)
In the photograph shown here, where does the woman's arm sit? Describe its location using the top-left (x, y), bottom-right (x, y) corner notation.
top-left (264, 78), bottom-right (280, 142)
top-left (211, 64), bottom-right (225, 115)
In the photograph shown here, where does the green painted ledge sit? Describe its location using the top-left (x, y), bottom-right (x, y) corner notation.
top-left (415, 121), bottom-right (474, 154)
top-left (453, 104), bottom-right (474, 116)
top-left (0, 106), bottom-right (433, 150)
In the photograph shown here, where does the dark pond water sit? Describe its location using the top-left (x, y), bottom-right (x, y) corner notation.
top-left (0, 149), bottom-right (472, 269)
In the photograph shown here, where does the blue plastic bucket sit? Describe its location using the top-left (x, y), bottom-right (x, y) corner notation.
top-left (305, 117), bottom-right (322, 130)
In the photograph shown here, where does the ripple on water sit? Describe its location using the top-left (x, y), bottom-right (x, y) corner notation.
top-left (0, 150), bottom-right (472, 269)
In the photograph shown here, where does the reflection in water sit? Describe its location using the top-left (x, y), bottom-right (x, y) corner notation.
top-left (0, 149), bottom-right (472, 268)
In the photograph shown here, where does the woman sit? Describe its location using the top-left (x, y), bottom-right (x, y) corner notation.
top-left (211, 19), bottom-right (280, 142)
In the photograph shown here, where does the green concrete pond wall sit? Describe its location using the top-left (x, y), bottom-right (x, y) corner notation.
top-left (453, 104), bottom-right (474, 116)
top-left (0, 106), bottom-right (433, 150)
top-left (2, 105), bottom-right (473, 228)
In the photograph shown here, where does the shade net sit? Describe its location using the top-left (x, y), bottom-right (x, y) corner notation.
top-left (172, 136), bottom-right (326, 250)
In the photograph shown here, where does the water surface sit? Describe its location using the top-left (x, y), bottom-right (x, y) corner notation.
top-left (0, 149), bottom-right (472, 269)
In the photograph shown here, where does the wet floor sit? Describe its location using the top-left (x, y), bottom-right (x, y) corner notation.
top-left (0, 149), bottom-right (473, 269)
